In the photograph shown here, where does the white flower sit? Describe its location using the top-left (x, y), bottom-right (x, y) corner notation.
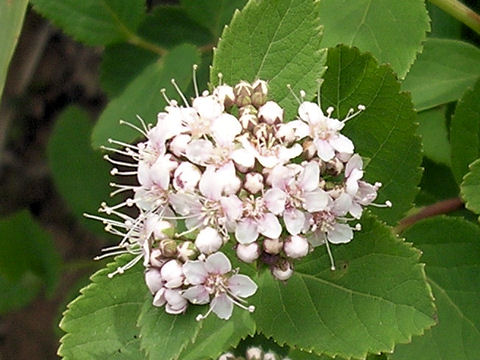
top-left (153, 287), bottom-right (188, 314)
top-left (195, 226), bottom-right (224, 254)
top-left (283, 235), bottom-right (309, 259)
top-left (258, 101), bottom-right (283, 124)
top-left (160, 259), bottom-right (184, 289)
top-left (182, 252), bottom-right (257, 320)
top-left (236, 242), bottom-right (260, 263)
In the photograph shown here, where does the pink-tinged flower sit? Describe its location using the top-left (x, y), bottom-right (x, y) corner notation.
top-left (160, 259), bottom-right (184, 288)
top-left (264, 162), bottom-right (329, 235)
top-left (284, 101), bottom-right (356, 161)
top-left (235, 196), bottom-right (282, 244)
top-left (173, 162), bottom-right (201, 191)
top-left (283, 235), bottom-right (309, 259)
top-left (153, 287), bottom-right (188, 314)
top-left (145, 267), bottom-right (163, 294)
top-left (236, 242), bottom-right (260, 263)
top-left (195, 226), bottom-right (224, 254)
top-left (271, 260), bottom-right (293, 281)
top-left (182, 252), bottom-right (257, 320)
top-left (258, 101), bottom-right (283, 124)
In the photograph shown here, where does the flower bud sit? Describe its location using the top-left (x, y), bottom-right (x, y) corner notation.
top-left (145, 268), bottom-right (163, 294)
top-left (218, 353), bottom-right (236, 360)
top-left (173, 162), bottom-right (201, 191)
top-left (152, 219), bottom-right (175, 240)
top-left (240, 113), bottom-right (258, 130)
top-left (195, 227), bottom-right (223, 254)
top-left (244, 172), bottom-right (264, 194)
top-left (177, 241), bottom-right (198, 262)
top-left (263, 352), bottom-right (278, 360)
top-left (325, 157), bottom-right (344, 176)
top-left (164, 288), bottom-right (188, 314)
top-left (236, 242), bottom-right (260, 263)
top-left (169, 134), bottom-right (191, 157)
top-left (263, 237), bottom-right (283, 255)
top-left (150, 248), bottom-right (166, 267)
top-left (251, 79), bottom-right (268, 107)
top-left (160, 259), bottom-right (184, 288)
top-left (303, 140), bottom-right (316, 159)
top-left (246, 347), bottom-right (263, 360)
top-left (159, 238), bottom-right (178, 258)
top-left (213, 84), bottom-right (235, 108)
top-left (258, 101), bottom-right (283, 125)
top-left (284, 235), bottom-right (309, 259)
top-left (272, 260), bottom-right (293, 281)
top-left (234, 81), bottom-right (253, 107)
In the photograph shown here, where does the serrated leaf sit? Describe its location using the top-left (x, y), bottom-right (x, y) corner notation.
top-left (0, 0), bottom-right (28, 101)
top-left (0, 210), bottom-right (60, 294)
top-left (450, 78), bottom-right (480, 185)
top-left (181, 0), bottom-right (247, 38)
top-left (139, 291), bottom-right (255, 360)
top-left (321, 45), bottom-right (422, 224)
top-left (318, 0), bottom-right (429, 78)
top-left (31, 0), bottom-right (145, 45)
top-left (416, 108), bottom-right (451, 166)
top-left (48, 106), bottom-right (111, 236)
top-left (415, 159), bottom-right (459, 207)
top-left (461, 158), bottom-right (480, 219)
top-left (211, 0), bottom-right (325, 119)
top-left (254, 215), bottom-right (435, 359)
top-left (392, 217), bottom-right (480, 360)
top-left (92, 44), bottom-right (200, 149)
top-left (427, 3), bottom-right (462, 39)
top-left (59, 256), bottom-right (145, 359)
top-left (402, 39), bottom-right (480, 111)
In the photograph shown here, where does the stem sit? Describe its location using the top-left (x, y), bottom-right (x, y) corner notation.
top-left (126, 33), bottom-right (167, 56)
top-left (429, 0), bottom-right (480, 35)
top-left (395, 197), bottom-right (464, 233)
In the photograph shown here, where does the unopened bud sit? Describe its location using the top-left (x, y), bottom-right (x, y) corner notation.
top-left (173, 162), bottom-right (201, 191)
top-left (236, 243), bottom-right (260, 263)
top-left (325, 157), bottom-right (344, 176)
top-left (251, 79), bottom-right (268, 107)
top-left (263, 352), bottom-right (278, 360)
top-left (246, 346), bottom-right (263, 360)
top-left (234, 81), bottom-right (253, 107)
top-left (263, 237), bottom-right (283, 255)
top-left (213, 85), bottom-right (235, 108)
top-left (218, 353), bottom-right (236, 360)
top-left (177, 241), bottom-right (198, 262)
top-left (303, 140), bottom-right (316, 159)
top-left (272, 260), bottom-right (293, 281)
top-left (150, 248), bottom-right (166, 267)
top-left (283, 235), bottom-right (309, 259)
top-left (160, 260), bottom-right (184, 288)
top-left (169, 134), bottom-right (191, 157)
top-left (164, 288), bottom-right (188, 314)
top-left (159, 238), bottom-right (178, 258)
top-left (195, 227), bottom-right (223, 254)
top-left (244, 172), bottom-right (264, 194)
top-left (258, 101), bottom-right (283, 124)
top-left (239, 113), bottom-right (258, 130)
top-left (145, 268), bottom-right (163, 294)
top-left (153, 220), bottom-right (175, 240)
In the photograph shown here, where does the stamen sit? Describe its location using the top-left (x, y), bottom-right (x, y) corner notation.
top-left (110, 168), bottom-right (137, 176)
top-left (196, 305), bottom-right (215, 321)
top-left (217, 72), bottom-right (223, 86)
top-left (135, 115), bottom-right (149, 133)
top-left (324, 239), bottom-right (336, 271)
top-left (326, 107), bottom-right (334, 117)
top-left (160, 88), bottom-right (172, 105)
top-left (103, 155), bottom-right (138, 167)
top-left (299, 90), bottom-right (306, 102)
top-left (101, 145), bottom-right (134, 157)
top-left (370, 200), bottom-right (392, 208)
top-left (193, 64), bottom-right (199, 97)
top-left (171, 78), bottom-right (190, 106)
top-left (119, 120), bottom-right (148, 137)
top-left (108, 138), bottom-right (140, 150)
top-left (286, 84), bottom-right (302, 104)
top-left (107, 254), bottom-right (143, 278)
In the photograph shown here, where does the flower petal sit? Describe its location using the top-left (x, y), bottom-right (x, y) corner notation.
top-left (183, 260), bottom-right (208, 285)
top-left (211, 293), bottom-right (234, 320)
top-left (228, 274), bottom-right (258, 298)
top-left (199, 166), bottom-right (222, 200)
top-left (182, 285), bottom-right (210, 305)
top-left (284, 208), bottom-right (306, 235)
top-left (328, 223), bottom-right (354, 244)
top-left (258, 213), bottom-right (282, 239)
top-left (264, 188), bottom-right (287, 215)
top-left (314, 138), bottom-right (335, 161)
top-left (298, 161), bottom-right (319, 191)
top-left (303, 189), bottom-right (330, 212)
top-left (235, 219), bottom-right (259, 244)
top-left (205, 252), bottom-right (232, 274)
top-left (212, 113), bottom-right (242, 145)
top-left (330, 134), bottom-right (354, 154)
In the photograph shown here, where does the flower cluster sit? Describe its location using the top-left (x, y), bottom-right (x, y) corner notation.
top-left (88, 73), bottom-right (390, 320)
top-left (218, 347), bottom-right (289, 360)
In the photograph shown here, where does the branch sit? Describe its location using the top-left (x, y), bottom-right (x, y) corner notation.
top-left (395, 197), bottom-right (464, 233)
top-left (429, 0), bottom-right (480, 35)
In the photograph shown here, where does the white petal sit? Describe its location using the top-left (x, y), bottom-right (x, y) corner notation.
top-left (212, 113), bottom-right (242, 144)
top-left (257, 154), bottom-right (280, 168)
top-left (137, 161), bottom-right (153, 187)
top-left (199, 166), bottom-right (222, 200)
top-left (169, 134), bottom-right (191, 157)
top-left (278, 143), bottom-right (303, 162)
top-left (193, 95), bottom-right (224, 121)
top-left (211, 293), bottom-right (234, 320)
top-left (182, 285), bottom-right (210, 305)
top-left (328, 223), bottom-right (354, 244)
top-left (308, 231), bottom-right (326, 247)
top-left (195, 227), bottom-right (223, 254)
top-left (205, 252), bottom-right (232, 274)
top-left (217, 161), bottom-right (241, 195)
top-left (164, 289), bottom-right (188, 314)
top-left (298, 101), bottom-right (323, 124)
top-left (228, 274), bottom-right (258, 298)
top-left (258, 213), bottom-right (282, 239)
top-left (173, 162), bottom-right (201, 191)
top-left (220, 195), bottom-right (243, 221)
top-left (182, 260), bottom-right (208, 285)
top-left (264, 188), bottom-right (287, 215)
top-left (330, 134), bottom-right (354, 154)
top-left (345, 153), bottom-right (363, 177)
top-left (350, 202), bottom-right (363, 219)
top-left (185, 139), bottom-right (213, 164)
top-left (298, 161), bottom-right (319, 191)
top-left (333, 192), bottom-right (353, 216)
top-left (287, 120), bottom-right (310, 139)
top-left (152, 288), bottom-right (166, 307)
top-left (303, 189), bottom-right (330, 212)
top-left (314, 138), bottom-right (335, 161)
top-left (284, 208), bottom-right (306, 235)
top-left (235, 219), bottom-right (259, 244)
top-left (169, 193), bottom-right (201, 216)
top-left (232, 148), bottom-right (255, 169)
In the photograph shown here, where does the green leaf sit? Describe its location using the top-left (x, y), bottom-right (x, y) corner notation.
top-left (318, 0), bottom-right (429, 78)
top-left (392, 217), bottom-right (480, 360)
top-left (402, 39), bottom-right (480, 111)
top-left (211, 0), bottom-right (325, 119)
top-left (59, 256), bottom-right (145, 359)
top-left (139, 293), bottom-right (255, 360)
top-left (321, 45), bottom-right (422, 224)
top-left (415, 159), bottom-right (459, 207)
top-left (0, 210), bottom-right (60, 294)
top-left (31, 0), bottom-right (145, 45)
top-left (92, 44), bottom-right (200, 149)
top-left (48, 106), bottom-right (112, 236)
top-left (426, 3), bottom-right (462, 39)
top-left (254, 215), bottom-right (435, 359)
top-left (0, 272), bottom-right (43, 315)
top-left (450, 78), bottom-right (480, 185)
top-left (181, 0), bottom-right (247, 38)
top-left (461, 158), bottom-right (480, 219)
top-left (0, 0), bottom-right (28, 101)
top-left (416, 108), bottom-right (451, 166)
top-left (100, 43), bottom-right (157, 98)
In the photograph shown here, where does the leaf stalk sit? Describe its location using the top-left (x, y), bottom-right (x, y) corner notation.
top-left (429, 0), bottom-right (480, 35)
